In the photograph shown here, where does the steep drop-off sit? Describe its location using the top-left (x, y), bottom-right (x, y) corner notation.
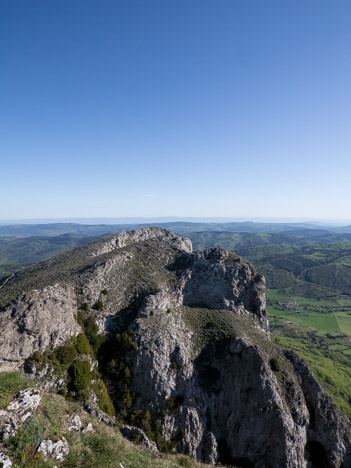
top-left (0, 227), bottom-right (350, 467)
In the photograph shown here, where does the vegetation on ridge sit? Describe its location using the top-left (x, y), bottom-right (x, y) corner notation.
top-left (0, 372), bottom-right (208, 468)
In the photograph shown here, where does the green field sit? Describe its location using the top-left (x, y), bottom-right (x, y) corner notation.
top-left (267, 288), bottom-right (351, 418)
top-left (335, 313), bottom-right (351, 335)
top-left (267, 289), bottom-right (351, 336)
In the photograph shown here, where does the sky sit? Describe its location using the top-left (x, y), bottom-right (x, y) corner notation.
top-left (1, 0), bottom-right (351, 221)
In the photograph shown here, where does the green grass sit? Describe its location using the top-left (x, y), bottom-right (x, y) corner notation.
top-left (281, 312), bottom-right (340, 333)
top-left (267, 288), bottom-right (351, 337)
top-left (181, 306), bottom-right (270, 358)
top-left (0, 371), bottom-right (34, 409)
top-left (272, 320), bottom-right (351, 418)
top-left (335, 313), bottom-right (351, 335)
top-left (0, 379), bottom-right (209, 468)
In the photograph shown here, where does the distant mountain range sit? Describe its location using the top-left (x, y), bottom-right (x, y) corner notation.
top-left (1, 221), bottom-right (351, 238)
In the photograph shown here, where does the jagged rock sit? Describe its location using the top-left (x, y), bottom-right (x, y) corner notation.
top-left (0, 228), bottom-right (350, 466)
top-left (38, 436), bottom-right (69, 460)
top-left (67, 414), bottom-right (93, 433)
top-left (0, 451), bottom-right (12, 468)
top-left (0, 227), bottom-right (191, 368)
top-left (121, 425), bottom-right (158, 451)
top-left (89, 227), bottom-right (192, 257)
top-left (68, 414), bottom-right (82, 432)
top-left (181, 247), bottom-right (269, 334)
top-left (0, 284), bottom-right (81, 369)
top-left (285, 350), bottom-right (351, 467)
top-left (83, 401), bottom-right (115, 426)
top-left (0, 388), bottom-right (41, 440)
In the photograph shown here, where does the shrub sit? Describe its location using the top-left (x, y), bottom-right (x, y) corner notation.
top-left (52, 345), bottom-right (77, 369)
top-left (85, 315), bottom-right (106, 353)
top-left (101, 289), bottom-right (108, 296)
top-left (27, 350), bottom-right (44, 364)
top-left (95, 300), bottom-right (104, 311)
top-left (75, 333), bottom-right (92, 355)
top-left (269, 357), bottom-right (281, 372)
top-left (114, 332), bottom-right (132, 351)
top-left (92, 380), bottom-right (115, 416)
top-left (121, 389), bottom-right (134, 409)
top-left (76, 310), bottom-right (85, 329)
top-left (70, 359), bottom-right (92, 391)
top-left (82, 302), bottom-right (90, 311)
top-left (171, 361), bottom-right (178, 371)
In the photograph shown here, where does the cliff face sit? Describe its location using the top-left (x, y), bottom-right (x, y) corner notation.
top-left (0, 227), bottom-right (350, 467)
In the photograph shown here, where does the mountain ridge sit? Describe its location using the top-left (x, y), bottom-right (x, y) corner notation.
top-left (0, 227), bottom-right (350, 467)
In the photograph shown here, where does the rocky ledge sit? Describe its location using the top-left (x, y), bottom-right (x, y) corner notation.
top-left (0, 227), bottom-right (350, 467)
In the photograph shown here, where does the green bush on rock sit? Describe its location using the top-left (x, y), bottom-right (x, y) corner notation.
top-left (75, 333), bottom-right (92, 355)
top-left (70, 359), bottom-right (92, 391)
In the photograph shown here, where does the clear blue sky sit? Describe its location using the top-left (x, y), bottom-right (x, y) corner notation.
top-left (1, 0), bottom-right (351, 221)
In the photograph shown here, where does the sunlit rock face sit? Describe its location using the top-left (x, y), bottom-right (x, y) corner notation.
top-left (0, 227), bottom-right (350, 467)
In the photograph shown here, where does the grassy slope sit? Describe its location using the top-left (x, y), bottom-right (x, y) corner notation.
top-left (0, 372), bottom-right (208, 468)
top-left (268, 291), bottom-right (351, 418)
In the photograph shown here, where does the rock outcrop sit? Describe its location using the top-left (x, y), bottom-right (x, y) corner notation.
top-left (37, 436), bottom-right (69, 461)
top-left (0, 451), bottom-right (12, 468)
top-left (0, 227), bottom-right (350, 467)
top-left (121, 425), bottom-right (158, 451)
top-left (0, 389), bottom-right (41, 441)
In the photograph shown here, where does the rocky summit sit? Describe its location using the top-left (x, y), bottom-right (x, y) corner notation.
top-left (0, 227), bottom-right (350, 467)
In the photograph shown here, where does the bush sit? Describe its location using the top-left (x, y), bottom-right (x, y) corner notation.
top-left (101, 289), bottom-right (108, 296)
top-left (75, 333), bottom-right (92, 355)
top-left (121, 389), bottom-right (134, 409)
top-left (27, 350), bottom-right (44, 364)
top-left (171, 361), bottom-right (178, 371)
top-left (95, 300), bottom-right (104, 311)
top-left (269, 357), bottom-right (281, 372)
top-left (52, 345), bottom-right (77, 370)
top-left (85, 316), bottom-right (102, 350)
top-left (92, 380), bottom-right (115, 416)
top-left (70, 359), bottom-right (92, 391)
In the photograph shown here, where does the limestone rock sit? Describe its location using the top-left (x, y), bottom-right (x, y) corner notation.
top-left (0, 228), bottom-right (350, 466)
top-left (83, 401), bottom-right (115, 426)
top-left (286, 350), bottom-right (351, 467)
top-left (181, 248), bottom-right (269, 334)
top-left (89, 227), bottom-right (192, 257)
top-left (0, 388), bottom-right (41, 440)
top-left (38, 436), bottom-right (69, 461)
top-left (0, 452), bottom-right (12, 468)
top-left (68, 414), bottom-right (82, 432)
top-left (0, 284), bottom-right (80, 369)
top-left (68, 414), bottom-right (93, 433)
top-left (121, 425), bottom-right (158, 451)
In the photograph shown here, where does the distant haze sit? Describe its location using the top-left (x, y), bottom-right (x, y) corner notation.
top-left (0, 217), bottom-right (351, 227)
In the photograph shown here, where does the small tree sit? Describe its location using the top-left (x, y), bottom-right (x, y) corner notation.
top-left (70, 359), bottom-right (92, 391)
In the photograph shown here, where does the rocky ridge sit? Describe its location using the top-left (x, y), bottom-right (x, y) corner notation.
top-left (0, 227), bottom-right (350, 467)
